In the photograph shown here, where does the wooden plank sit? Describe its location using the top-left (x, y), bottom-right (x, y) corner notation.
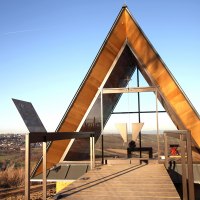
top-left (58, 164), bottom-right (180, 199)
top-left (60, 196), bottom-right (179, 200)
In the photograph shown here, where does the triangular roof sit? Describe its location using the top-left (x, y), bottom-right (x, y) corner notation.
top-left (33, 5), bottom-right (200, 176)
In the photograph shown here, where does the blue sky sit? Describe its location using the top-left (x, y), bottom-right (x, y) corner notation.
top-left (0, 0), bottom-right (200, 133)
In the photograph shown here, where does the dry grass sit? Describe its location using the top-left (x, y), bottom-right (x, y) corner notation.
top-left (0, 165), bottom-right (24, 188)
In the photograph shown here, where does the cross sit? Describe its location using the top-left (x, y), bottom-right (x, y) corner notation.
top-left (124, 76), bottom-right (132, 88)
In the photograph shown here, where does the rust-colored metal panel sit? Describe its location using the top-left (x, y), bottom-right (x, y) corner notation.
top-left (33, 8), bottom-right (127, 176)
top-left (125, 9), bottom-right (200, 146)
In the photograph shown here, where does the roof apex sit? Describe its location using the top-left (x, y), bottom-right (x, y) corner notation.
top-left (122, 3), bottom-right (128, 9)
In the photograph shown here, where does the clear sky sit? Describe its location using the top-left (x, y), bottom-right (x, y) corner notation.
top-left (0, 0), bottom-right (200, 133)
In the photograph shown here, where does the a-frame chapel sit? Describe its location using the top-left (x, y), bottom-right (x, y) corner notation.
top-left (32, 5), bottom-right (200, 177)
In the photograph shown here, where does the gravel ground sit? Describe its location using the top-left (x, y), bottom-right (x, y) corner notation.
top-left (1, 185), bottom-right (56, 200)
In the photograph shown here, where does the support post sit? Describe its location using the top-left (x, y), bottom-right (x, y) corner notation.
top-left (90, 136), bottom-right (93, 169)
top-left (43, 138), bottom-right (47, 200)
top-left (180, 134), bottom-right (188, 200)
top-left (156, 90), bottom-right (160, 161)
top-left (100, 89), bottom-right (104, 164)
top-left (186, 131), bottom-right (195, 200)
top-left (25, 133), bottom-right (30, 200)
top-left (101, 135), bottom-right (104, 164)
top-left (163, 130), bottom-right (195, 200)
top-left (92, 135), bottom-right (95, 168)
top-left (164, 133), bottom-right (168, 168)
top-left (136, 68), bottom-right (142, 158)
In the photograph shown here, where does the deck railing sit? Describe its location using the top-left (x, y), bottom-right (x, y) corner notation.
top-left (25, 131), bottom-right (95, 200)
top-left (164, 130), bottom-right (194, 200)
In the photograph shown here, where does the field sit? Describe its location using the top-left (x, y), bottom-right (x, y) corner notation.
top-left (94, 133), bottom-right (200, 162)
top-left (0, 146), bottom-right (53, 199)
top-left (95, 133), bottom-right (181, 159)
top-left (0, 147), bottom-right (42, 188)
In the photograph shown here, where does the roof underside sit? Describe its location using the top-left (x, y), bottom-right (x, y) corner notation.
top-left (33, 6), bottom-right (200, 176)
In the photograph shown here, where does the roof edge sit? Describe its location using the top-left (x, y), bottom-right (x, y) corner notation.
top-left (125, 8), bottom-right (200, 120)
top-left (55, 6), bottom-right (128, 132)
top-left (31, 6), bottom-right (128, 177)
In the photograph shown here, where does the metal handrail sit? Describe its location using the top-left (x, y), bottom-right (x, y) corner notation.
top-left (25, 131), bottom-right (95, 200)
top-left (163, 130), bottom-right (195, 200)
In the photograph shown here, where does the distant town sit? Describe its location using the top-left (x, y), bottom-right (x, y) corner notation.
top-left (0, 134), bottom-right (42, 171)
top-left (0, 134), bottom-right (25, 151)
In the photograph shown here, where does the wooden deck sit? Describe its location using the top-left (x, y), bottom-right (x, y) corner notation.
top-left (55, 163), bottom-right (180, 200)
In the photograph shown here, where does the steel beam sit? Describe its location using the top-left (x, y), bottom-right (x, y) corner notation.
top-left (29, 132), bottom-right (94, 143)
top-left (186, 131), bottom-right (195, 200)
top-left (180, 134), bottom-right (188, 200)
top-left (43, 140), bottom-right (47, 200)
top-left (25, 134), bottom-right (30, 200)
top-left (164, 133), bottom-right (168, 168)
top-left (102, 86), bottom-right (157, 94)
top-left (112, 110), bottom-right (166, 114)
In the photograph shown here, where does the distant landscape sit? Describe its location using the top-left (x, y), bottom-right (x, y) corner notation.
top-left (0, 133), bottom-right (199, 199)
top-left (95, 133), bottom-right (178, 158)
top-left (0, 132), bottom-right (193, 171)
top-left (0, 134), bottom-right (42, 189)
top-left (0, 133), bottom-right (174, 181)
